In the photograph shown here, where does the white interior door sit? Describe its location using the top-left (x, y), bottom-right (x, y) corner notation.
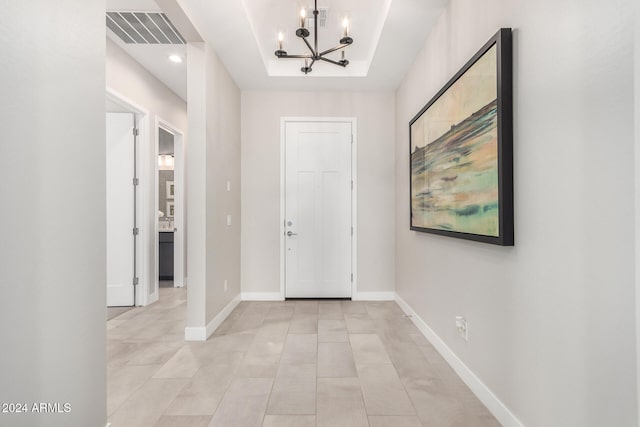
top-left (285, 121), bottom-right (352, 298)
top-left (107, 113), bottom-right (135, 306)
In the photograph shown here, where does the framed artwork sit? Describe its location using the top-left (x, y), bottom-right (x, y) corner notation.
top-left (166, 201), bottom-right (175, 217)
top-left (166, 181), bottom-right (175, 199)
top-left (409, 28), bottom-right (513, 246)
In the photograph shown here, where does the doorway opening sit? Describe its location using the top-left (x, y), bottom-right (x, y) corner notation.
top-left (158, 128), bottom-right (175, 287)
top-left (280, 117), bottom-right (358, 299)
top-left (153, 118), bottom-right (186, 304)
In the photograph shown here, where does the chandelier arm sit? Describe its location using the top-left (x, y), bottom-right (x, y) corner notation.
top-left (318, 44), bottom-right (350, 57)
top-left (301, 37), bottom-right (315, 55)
top-left (318, 56), bottom-right (347, 67)
top-left (278, 54), bottom-right (313, 59)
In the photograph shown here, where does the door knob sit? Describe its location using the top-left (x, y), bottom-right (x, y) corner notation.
top-left (287, 231), bottom-right (297, 237)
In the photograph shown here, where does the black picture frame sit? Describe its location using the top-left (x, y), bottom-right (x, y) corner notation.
top-left (409, 28), bottom-right (513, 246)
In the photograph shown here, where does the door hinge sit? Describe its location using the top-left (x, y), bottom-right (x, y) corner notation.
top-left (133, 177), bottom-right (139, 186)
top-left (133, 227), bottom-right (139, 236)
top-left (351, 273), bottom-right (353, 282)
top-left (351, 134), bottom-right (353, 144)
top-left (133, 128), bottom-right (139, 137)
top-left (133, 277), bottom-right (139, 286)
top-left (351, 180), bottom-right (353, 190)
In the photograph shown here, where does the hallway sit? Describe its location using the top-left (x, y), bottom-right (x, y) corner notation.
top-left (107, 288), bottom-right (499, 426)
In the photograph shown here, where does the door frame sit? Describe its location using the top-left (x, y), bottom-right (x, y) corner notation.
top-left (153, 117), bottom-right (186, 304)
top-left (279, 117), bottom-right (358, 300)
top-left (106, 87), bottom-right (149, 306)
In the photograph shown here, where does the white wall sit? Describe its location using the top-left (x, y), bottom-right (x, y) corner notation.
top-left (395, 0), bottom-right (636, 426)
top-left (635, 3), bottom-right (640, 422)
top-left (241, 91), bottom-right (395, 298)
top-left (186, 43), bottom-right (242, 336)
top-left (106, 39), bottom-right (187, 128)
top-left (106, 38), bottom-right (188, 303)
top-left (0, 2), bottom-right (106, 426)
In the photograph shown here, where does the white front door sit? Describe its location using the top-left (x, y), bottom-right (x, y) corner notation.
top-left (106, 113), bottom-right (135, 306)
top-left (285, 121), bottom-right (353, 298)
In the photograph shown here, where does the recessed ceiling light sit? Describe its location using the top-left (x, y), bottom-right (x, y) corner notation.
top-left (168, 54), bottom-right (182, 63)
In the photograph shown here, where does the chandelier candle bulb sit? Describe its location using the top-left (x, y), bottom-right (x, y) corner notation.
top-left (278, 32), bottom-right (283, 50)
top-left (342, 18), bottom-right (349, 37)
top-left (300, 8), bottom-right (306, 28)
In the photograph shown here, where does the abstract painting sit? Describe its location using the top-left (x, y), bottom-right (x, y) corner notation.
top-left (410, 28), bottom-right (513, 245)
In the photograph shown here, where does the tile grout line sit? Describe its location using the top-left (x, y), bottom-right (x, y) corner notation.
top-left (106, 350), bottom-right (166, 420)
top-left (108, 293), bottom-right (497, 426)
top-left (261, 300), bottom-right (294, 425)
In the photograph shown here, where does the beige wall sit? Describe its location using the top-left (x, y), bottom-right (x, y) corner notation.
top-left (395, 0), bottom-right (636, 425)
top-left (205, 45), bottom-right (242, 324)
top-left (241, 91), bottom-right (395, 298)
top-left (635, 4), bottom-right (640, 421)
top-left (186, 42), bottom-right (241, 332)
top-left (0, 2), bottom-right (106, 426)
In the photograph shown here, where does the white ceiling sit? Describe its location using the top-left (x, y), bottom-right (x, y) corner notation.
top-left (243, 0), bottom-right (393, 78)
top-left (106, 0), bottom-right (447, 95)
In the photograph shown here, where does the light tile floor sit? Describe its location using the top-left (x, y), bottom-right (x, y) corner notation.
top-left (107, 287), bottom-right (500, 427)
top-left (108, 306), bottom-right (134, 321)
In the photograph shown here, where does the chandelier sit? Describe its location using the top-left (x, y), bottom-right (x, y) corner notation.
top-left (274, 0), bottom-right (353, 74)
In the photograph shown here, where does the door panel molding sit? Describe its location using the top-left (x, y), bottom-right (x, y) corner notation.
top-left (280, 117), bottom-right (358, 299)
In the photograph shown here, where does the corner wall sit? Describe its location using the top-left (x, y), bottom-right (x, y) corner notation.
top-left (186, 43), bottom-right (241, 338)
top-left (241, 91), bottom-right (395, 299)
top-left (394, 0), bottom-right (636, 425)
top-left (0, 2), bottom-right (106, 426)
top-left (635, 3), bottom-right (640, 422)
top-left (204, 45), bottom-right (242, 325)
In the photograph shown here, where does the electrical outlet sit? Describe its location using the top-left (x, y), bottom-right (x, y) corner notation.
top-left (224, 280), bottom-right (228, 292)
top-left (455, 316), bottom-right (468, 341)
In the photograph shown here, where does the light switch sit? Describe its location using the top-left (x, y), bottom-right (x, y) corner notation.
top-left (227, 214), bottom-right (232, 226)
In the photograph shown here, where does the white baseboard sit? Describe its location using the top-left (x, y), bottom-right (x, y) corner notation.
top-left (241, 292), bottom-right (284, 301)
top-left (352, 291), bottom-right (395, 301)
top-left (394, 294), bottom-right (525, 427)
top-left (184, 326), bottom-right (207, 341)
top-left (241, 292), bottom-right (395, 301)
top-left (140, 289), bottom-right (158, 307)
top-left (184, 294), bottom-right (241, 341)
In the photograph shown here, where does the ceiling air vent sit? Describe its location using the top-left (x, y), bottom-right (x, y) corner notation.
top-left (106, 11), bottom-right (185, 45)
top-left (306, 8), bottom-right (328, 29)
